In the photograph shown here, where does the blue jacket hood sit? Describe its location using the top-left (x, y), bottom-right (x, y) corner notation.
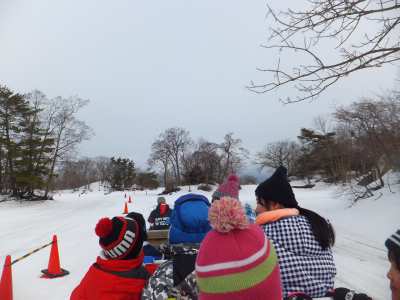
top-left (169, 194), bottom-right (211, 244)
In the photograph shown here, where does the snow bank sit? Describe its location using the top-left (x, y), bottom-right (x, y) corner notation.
top-left (0, 182), bottom-right (397, 299)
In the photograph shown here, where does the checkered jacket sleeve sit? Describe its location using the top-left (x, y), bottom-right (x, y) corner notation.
top-left (262, 215), bottom-right (336, 298)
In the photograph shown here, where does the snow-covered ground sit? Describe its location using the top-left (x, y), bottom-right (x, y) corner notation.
top-left (0, 182), bottom-right (398, 299)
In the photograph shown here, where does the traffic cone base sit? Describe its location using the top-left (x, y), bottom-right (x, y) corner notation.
top-left (0, 255), bottom-right (13, 300)
top-left (41, 235), bottom-right (69, 279)
top-left (41, 268), bottom-right (69, 278)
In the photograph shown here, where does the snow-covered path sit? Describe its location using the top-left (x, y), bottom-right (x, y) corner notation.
top-left (0, 183), bottom-right (397, 299)
top-left (334, 234), bottom-right (389, 299)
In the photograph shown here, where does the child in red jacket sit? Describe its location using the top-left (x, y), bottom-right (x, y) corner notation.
top-left (70, 214), bottom-right (150, 300)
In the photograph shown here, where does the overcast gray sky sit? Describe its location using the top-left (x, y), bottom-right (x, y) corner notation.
top-left (1, 0), bottom-right (398, 170)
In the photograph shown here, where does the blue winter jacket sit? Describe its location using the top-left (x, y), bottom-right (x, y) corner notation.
top-left (169, 194), bottom-right (211, 245)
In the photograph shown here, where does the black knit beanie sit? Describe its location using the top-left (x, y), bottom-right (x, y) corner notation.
top-left (95, 216), bottom-right (144, 260)
top-left (386, 229), bottom-right (400, 268)
top-left (255, 166), bottom-right (298, 208)
top-left (386, 229), bottom-right (400, 251)
top-left (126, 211), bottom-right (148, 241)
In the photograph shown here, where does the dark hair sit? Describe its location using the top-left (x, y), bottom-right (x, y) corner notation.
top-left (387, 244), bottom-right (400, 270)
top-left (258, 198), bottom-right (335, 249)
top-left (298, 207), bottom-right (335, 249)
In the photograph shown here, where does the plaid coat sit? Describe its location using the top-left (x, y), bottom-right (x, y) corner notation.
top-left (261, 215), bottom-right (336, 298)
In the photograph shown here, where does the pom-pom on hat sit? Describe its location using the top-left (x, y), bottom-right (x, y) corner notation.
top-left (212, 174), bottom-right (240, 201)
top-left (196, 198), bottom-right (282, 300)
top-left (95, 215), bottom-right (144, 260)
top-left (255, 166), bottom-right (298, 208)
top-left (96, 218), bottom-right (113, 237)
top-left (208, 197), bottom-right (248, 233)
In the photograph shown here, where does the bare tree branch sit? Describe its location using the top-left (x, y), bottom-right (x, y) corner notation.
top-left (249, 0), bottom-right (400, 102)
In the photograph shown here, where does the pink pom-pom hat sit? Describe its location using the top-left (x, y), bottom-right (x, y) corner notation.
top-left (195, 199), bottom-right (282, 300)
top-left (212, 174), bottom-right (240, 201)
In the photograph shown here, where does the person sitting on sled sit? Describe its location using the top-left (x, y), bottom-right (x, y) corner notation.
top-left (255, 166), bottom-right (336, 298)
top-left (196, 198), bottom-right (282, 300)
top-left (211, 174), bottom-right (240, 203)
top-left (212, 173), bottom-right (256, 223)
top-left (70, 213), bottom-right (149, 300)
top-left (148, 196), bottom-right (172, 230)
top-left (142, 193), bottom-right (211, 300)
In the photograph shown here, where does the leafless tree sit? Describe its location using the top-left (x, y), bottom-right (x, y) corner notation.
top-left (55, 157), bottom-right (98, 190)
top-left (182, 139), bottom-right (221, 185)
top-left (218, 133), bottom-right (249, 181)
top-left (334, 93), bottom-right (400, 186)
top-left (44, 96), bottom-right (93, 198)
top-left (313, 115), bottom-right (333, 135)
top-left (249, 0), bottom-right (400, 102)
top-left (159, 127), bottom-right (193, 186)
top-left (197, 139), bottom-right (221, 184)
top-left (256, 140), bottom-right (300, 175)
top-left (148, 139), bottom-right (171, 189)
top-left (94, 156), bottom-right (112, 186)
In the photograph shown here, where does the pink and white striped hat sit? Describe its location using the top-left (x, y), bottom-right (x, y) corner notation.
top-left (195, 198), bottom-right (282, 300)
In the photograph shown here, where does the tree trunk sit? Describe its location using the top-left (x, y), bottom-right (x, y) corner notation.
top-left (44, 151), bottom-right (58, 199)
top-left (4, 114), bottom-right (17, 195)
top-left (44, 129), bottom-right (62, 199)
top-left (163, 163), bottom-right (168, 190)
top-left (175, 154), bottom-right (181, 186)
top-left (375, 166), bottom-right (385, 187)
top-left (0, 146), bottom-right (3, 193)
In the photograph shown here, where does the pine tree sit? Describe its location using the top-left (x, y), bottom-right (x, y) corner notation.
top-left (123, 159), bottom-right (136, 189)
top-left (0, 86), bottom-right (31, 195)
top-left (108, 157), bottom-right (136, 191)
top-left (16, 97), bottom-right (54, 197)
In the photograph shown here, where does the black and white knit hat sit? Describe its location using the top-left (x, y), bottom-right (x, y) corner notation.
top-left (95, 215), bottom-right (144, 260)
top-left (386, 229), bottom-right (400, 253)
top-left (255, 166), bottom-right (298, 208)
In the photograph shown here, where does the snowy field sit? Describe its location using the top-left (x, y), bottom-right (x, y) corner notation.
top-left (0, 182), bottom-right (398, 300)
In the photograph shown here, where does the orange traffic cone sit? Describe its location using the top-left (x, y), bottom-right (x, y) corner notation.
top-left (41, 235), bottom-right (69, 278)
top-left (0, 255), bottom-right (12, 300)
top-left (128, 195), bottom-right (132, 203)
top-left (123, 202), bottom-right (129, 214)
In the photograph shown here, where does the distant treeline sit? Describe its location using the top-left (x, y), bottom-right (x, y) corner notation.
top-left (256, 90), bottom-right (400, 192)
top-left (2, 84), bottom-right (399, 200)
top-left (55, 157), bottom-right (159, 192)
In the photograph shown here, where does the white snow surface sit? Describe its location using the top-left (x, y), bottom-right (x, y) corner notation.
top-left (0, 182), bottom-right (398, 299)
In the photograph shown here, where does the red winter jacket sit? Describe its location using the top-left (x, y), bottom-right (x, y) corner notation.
top-left (70, 252), bottom-right (149, 300)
